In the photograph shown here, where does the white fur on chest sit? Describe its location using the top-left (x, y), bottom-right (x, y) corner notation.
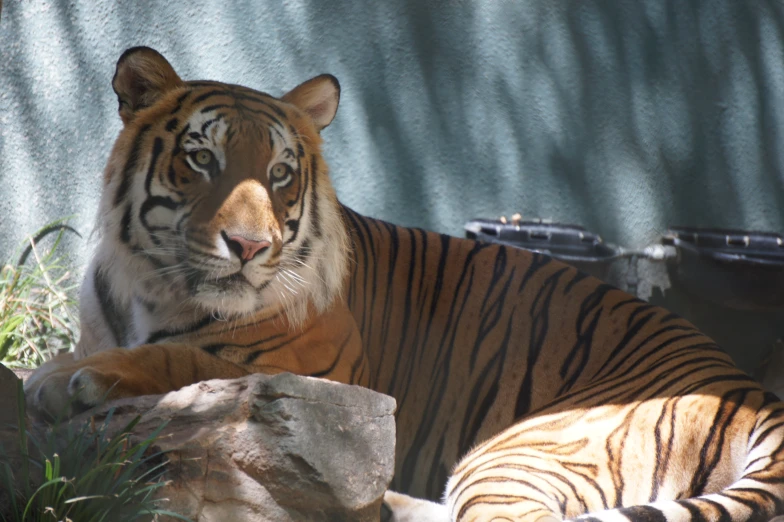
top-left (76, 237), bottom-right (204, 357)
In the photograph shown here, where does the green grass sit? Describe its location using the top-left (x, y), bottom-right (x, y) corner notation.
top-left (0, 221), bottom-right (80, 369)
top-left (0, 222), bottom-right (190, 520)
top-left (0, 380), bottom-right (190, 522)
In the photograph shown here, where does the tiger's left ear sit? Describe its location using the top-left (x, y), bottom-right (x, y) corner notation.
top-left (282, 74), bottom-right (340, 132)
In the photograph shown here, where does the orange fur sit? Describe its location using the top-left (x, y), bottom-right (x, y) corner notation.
top-left (28, 301), bottom-right (365, 417)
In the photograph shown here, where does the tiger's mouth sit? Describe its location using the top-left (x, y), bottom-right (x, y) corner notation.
top-left (218, 272), bottom-right (249, 285)
top-left (193, 266), bottom-right (275, 294)
top-left (185, 267), bottom-right (252, 294)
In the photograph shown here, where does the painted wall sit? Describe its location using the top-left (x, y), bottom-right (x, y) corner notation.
top-left (2, 1), bottom-right (784, 369)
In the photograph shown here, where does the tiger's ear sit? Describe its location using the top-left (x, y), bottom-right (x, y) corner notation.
top-left (282, 74), bottom-right (340, 132)
top-left (112, 47), bottom-right (184, 125)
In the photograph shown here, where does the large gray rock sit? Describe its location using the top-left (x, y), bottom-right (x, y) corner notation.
top-left (73, 372), bottom-right (397, 522)
top-left (0, 364), bottom-right (21, 432)
top-left (0, 365), bottom-right (24, 517)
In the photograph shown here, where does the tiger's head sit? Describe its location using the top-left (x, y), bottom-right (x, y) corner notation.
top-left (99, 47), bottom-right (348, 326)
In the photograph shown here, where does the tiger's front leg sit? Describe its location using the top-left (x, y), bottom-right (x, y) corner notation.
top-left (25, 343), bottom-right (249, 419)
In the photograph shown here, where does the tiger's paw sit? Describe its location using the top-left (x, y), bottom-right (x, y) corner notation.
top-left (24, 351), bottom-right (158, 421)
top-left (381, 491), bottom-right (450, 522)
top-left (27, 366), bottom-right (124, 420)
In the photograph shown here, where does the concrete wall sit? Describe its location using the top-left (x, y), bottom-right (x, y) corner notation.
top-left (2, 1), bottom-right (784, 370)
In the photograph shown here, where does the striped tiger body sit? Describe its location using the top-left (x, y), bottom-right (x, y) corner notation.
top-left (346, 219), bottom-right (784, 521)
top-left (346, 213), bottom-right (784, 521)
top-left (26, 47), bottom-right (784, 521)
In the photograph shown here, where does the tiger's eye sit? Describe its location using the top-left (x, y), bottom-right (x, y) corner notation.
top-left (194, 150), bottom-right (213, 165)
top-left (271, 163), bottom-right (290, 181)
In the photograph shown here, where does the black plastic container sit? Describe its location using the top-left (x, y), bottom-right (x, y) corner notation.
top-left (663, 226), bottom-right (784, 310)
top-left (465, 218), bottom-right (620, 280)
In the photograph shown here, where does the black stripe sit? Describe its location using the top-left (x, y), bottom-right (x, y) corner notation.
top-left (348, 339), bottom-right (366, 384)
top-left (457, 315), bottom-right (509, 457)
top-left (469, 247), bottom-right (514, 367)
top-left (170, 91), bottom-right (191, 114)
top-left (187, 81), bottom-right (221, 87)
top-left (235, 104), bottom-right (287, 129)
top-left (144, 137), bottom-right (164, 195)
top-left (242, 333), bottom-right (301, 364)
top-left (231, 92), bottom-right (288, 120)
top-left (515, 266), bottom-right (570, 417)
top-left (426, 434), bottom-right (448, 500)
top-left (114, 124), bottom-right (151, 205)
top-left (690, 389), bottom-right (750, 494)
top-left (93, 267), bottom-right (128, 347)
top-left (599, 327), bottom-right (704, 381)
top-left (146, 314), bottom-right (217, 344)
top-left (676, 499), bottom-right (709, 522)
top-left (691, 498), bottom-right (732, 522)
top-left (139, 196), bottom-right (182, 247)
top-left (200, 117), bottom-right (220, 134)
top-left (202, 344), bottom-right (225, 355)
top-left (170, 123), bottom-right (191, 158)
top-left (167, 165), bottom-right (178, 186)
top-left (119, 204), bottom-right (133, 243)
top-left (650, 396), bottom-right (678, 500)
top-left (308, 154), bottom-right (321, 238)
top-left (563, 269), bottom-right (590, 294)
top-left (193, 89), bottom-right (230, 104)
top-left (562, 460), bottom-right (609, 509)
top-left (377, 223), bottom-right (400, 354)
top-left (456, 489), bottom-right (552, 521)
top-left (557, 284), bottom-right (613, 395)
top-left (610, 296), bottom-right (643, 312)
top-left (401, 238), bottom-right (484, 496)
top-left (309, 329), bottom-right (354, 378)
top-left (660, 311), bottom-right (682, 323)
top-left (616, 505), bottom-right (667, 522)
top-left (201, 104), bottom-right (233, 113)
top-left (590, 309), bottom-right (660, 380)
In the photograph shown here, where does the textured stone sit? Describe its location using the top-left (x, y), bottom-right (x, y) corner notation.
top-left (11, 368), bottom-right (33, 384)
top-left (0, 364), bottom-right (23, 516)
top-left (72, 373), bottom-right (397, 522)
top-left (0, 364), bottom-right (22, 461)
top-left (0, 364), bottom-right (21, 431)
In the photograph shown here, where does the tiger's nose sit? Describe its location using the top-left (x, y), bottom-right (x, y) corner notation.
top-left (222, 232), bottom-right (271, 262)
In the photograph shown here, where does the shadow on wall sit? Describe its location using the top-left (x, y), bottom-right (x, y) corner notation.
top-left (1, 1), bottom-right (784, 371)
top-left (2, 1), bottom-right (784, 263)
top-left (317, 0), bottom-right (784, 247)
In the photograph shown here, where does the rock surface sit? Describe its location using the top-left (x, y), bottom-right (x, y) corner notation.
top-left (0, 364), bottom-right (21, 434)
top-left (0, 365), bottom-right (23, 514)
top-left (70, 372), bottom-right (397, 522)
top-left (11, 368), bottom-right (33, 383)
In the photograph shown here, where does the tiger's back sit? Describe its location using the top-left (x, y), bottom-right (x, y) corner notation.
top-left (345, 208), bottom-right (784, 520)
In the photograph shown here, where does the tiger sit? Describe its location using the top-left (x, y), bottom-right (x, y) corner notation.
top-left (25, 47), bottom-right (784, 522)
top-left (24, 46), bottom-right (368, 416)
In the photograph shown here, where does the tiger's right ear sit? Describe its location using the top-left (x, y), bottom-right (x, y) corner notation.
top-left (112, 47), bottom-right (184, 125)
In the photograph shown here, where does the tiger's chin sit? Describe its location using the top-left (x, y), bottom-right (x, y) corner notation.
top-left (190, 279), bottom-right (265, 318)
top-left (189, 274), bottom-right (306, 324)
